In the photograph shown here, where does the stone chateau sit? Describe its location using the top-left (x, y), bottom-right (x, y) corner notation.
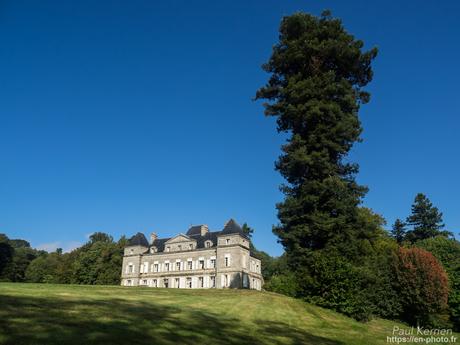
top-left (121, 219), bottom-right (263, 290)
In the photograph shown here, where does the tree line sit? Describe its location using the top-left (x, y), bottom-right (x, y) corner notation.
top-left (255, 10), bottom-right (459, 331)
top-left (0, 233), bottom-right (127, 285)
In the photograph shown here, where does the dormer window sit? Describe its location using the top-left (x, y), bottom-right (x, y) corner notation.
top-left (166, 247), bottom-right (170, 252)
top-left (178, 245), bottom-right (182, 251)
top-left (130, 248), bottom-right (134, 254)
top-left (189, 244), bottom-right (193, 250)
top-left (226, 239), bottom-right (230, 245)
top-left (150, 247), bottom-right (157, 253)
top-left (205, 241), bottom-right (212, 248)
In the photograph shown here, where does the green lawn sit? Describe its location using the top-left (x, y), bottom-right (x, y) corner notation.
top-left (0, 283), bottom-right (457, 345)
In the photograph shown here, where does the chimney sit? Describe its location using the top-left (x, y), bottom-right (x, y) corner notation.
top-left (200, 225), bottom-right (209, 236)
top-left (150, 232), bottom-right (158, 245)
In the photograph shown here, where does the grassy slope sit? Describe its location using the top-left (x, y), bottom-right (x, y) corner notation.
top-left (0, 283), bottom-right (455, 345)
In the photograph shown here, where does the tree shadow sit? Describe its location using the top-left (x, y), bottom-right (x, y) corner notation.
top-left (0, 293), bottom-right (345, 345)
top-left (256, 320), bottom-right (346, 345)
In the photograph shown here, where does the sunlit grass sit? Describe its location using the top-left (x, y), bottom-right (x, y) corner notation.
top-left (0, 283), bottom-right (456, 345)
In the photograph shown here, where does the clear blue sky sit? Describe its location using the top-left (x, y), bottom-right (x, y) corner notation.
top-left (1, 1), bottom-right (459, 256)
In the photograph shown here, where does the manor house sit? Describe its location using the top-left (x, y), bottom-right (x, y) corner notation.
top-left (121, 219), bottom-right (263, 290)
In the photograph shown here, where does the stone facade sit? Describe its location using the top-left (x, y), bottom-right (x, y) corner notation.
top-left (121, 219), bottom-right (263, 290)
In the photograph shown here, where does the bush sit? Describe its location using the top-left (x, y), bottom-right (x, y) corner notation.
top-left (264, 272), bottom-right (298, 297)
top-left (302, 249), bottom-right (377, 321)
top-left (393, 247), bottom-right (449, 326)
top-left (416, 237), bottom-right (460, 330)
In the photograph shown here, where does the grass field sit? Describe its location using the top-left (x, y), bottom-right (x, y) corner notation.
top-left (0, 283), bottom-right (457, 345)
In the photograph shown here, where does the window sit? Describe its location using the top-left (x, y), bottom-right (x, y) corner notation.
top-left (225, 238), bottom-right (230, 245)
top-left (130, 249), bottom-right (134, 254)
top-left (224, 274), bottom-right (229, 287)
top-left (176, 262), bottom-right (181, 271)
top-left (178, 245), bottom-right (182, 251)
top-left (210, 259), bottom-right (216, 268)
top-left (210, 276), bottom-right (216, 288)
top-left (153, 279), bottom-right (157, 287)
top-left (189, 244), bottom-right (193, 250)
top-left (166, 247), bottom-right (170, 252)
top-left (206, 241), bottom-right (211, 248)
top-left (127, 279), bottom-right (132, 286)
top-left (151, 247), bottom-right (156, 253)
top-left (142, 279), bottom-right (147, 285)
top-left (143, 262), bottom-right (149, 273)
top-left (225, 257), bottom-right (230, 267)
top-left (198, 277), bottom-right (204, 288)
top-left (186, 277), bottom-right (192, 288)
top-left (165, 263), bottom-right (170, 271)
top-left (154, 264), bottom-right (159, 272)
top-left (188, 261), bottom-right (193, 270)
top-left (175, 278), bottom-right (180, 288)
top-left (199, 260), bottom-right (205, 269)
top-left (164, 279), bottom-right (169, 288)
top-left (256, 264), bottom-right (259, 273)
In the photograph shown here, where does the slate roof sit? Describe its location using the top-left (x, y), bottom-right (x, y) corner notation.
top-left (128, 232), bottom-right (149, 247)
top-left (186, 225), bottom-right (203, 236)
top-left (127, 219), bottom-right (249, 252)
top-left (221, 219), bottom-right (249, 239)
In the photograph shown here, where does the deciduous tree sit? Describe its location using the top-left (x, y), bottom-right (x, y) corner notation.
top-left (393, 247), bottom-right (449, 326)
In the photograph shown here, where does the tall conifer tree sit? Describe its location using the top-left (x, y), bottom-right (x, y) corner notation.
top-left (256, 11), bottom-right (378, 297)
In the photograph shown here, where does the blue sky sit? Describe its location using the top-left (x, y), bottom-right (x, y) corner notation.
top-left (0, 1), bottom-right (459, 256)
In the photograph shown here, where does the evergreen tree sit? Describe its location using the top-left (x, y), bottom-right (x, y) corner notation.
top-left (241, 223), bottom-right (254, 239)
top-left (391, 219), bottom-right (406, 244)
top-left (256, 10), bottom-right (377, 253)
top-left (256, 10), bottom-right (378, 307)
top-left (405, 193), bottom-right (450, 242)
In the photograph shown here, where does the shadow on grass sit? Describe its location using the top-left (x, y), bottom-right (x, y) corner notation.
top-left (0, 293), bottom-right (345, 345)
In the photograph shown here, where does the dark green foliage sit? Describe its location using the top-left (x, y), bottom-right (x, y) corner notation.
top-left (0, 234), bottom-right (40, 282)
top-left (256, 11), bottom-right (378, 252)
top-left (300, 235), bottom-right (402, 321)
top-left (0, 239), bottom-right (14, 278)
top-left (416, 237), bottom-right (460, 330)
top-left (391, 219), bottom-right (406, 244)
top-left (264, 271), bottom-right (298, 297)
top-left (241, 223), bottom-right (254, 239)
top-left (71, 240), bottom-right (123, 285)
top-left (405, 193), bottom-right (451, 242)
top-left (20, 233), bottom-right (125, 285)
top-left (306, 249), bottom-right (376, 321)
top-left (256, 11), bottom-right (382, 320)
top-left (8, 239), bottom-right (31, 248)
top-left (25, 252), bottom-right (62, 283)
top-left (1, 247), bottom-right (40, 282)
top-left (89, 232), bottom-right (113, 244)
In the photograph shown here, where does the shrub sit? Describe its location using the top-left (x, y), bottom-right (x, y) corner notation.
top-left (393, 247), bottom-right (449, 326)
top-left (264, 272), bottom-right (298, 297)
top-left (416, 237), bottom-right (460, 330)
